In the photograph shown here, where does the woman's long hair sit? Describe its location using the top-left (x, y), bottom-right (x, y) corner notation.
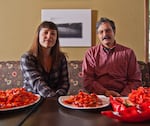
top-left (28, 21), bottom-right (64, 66)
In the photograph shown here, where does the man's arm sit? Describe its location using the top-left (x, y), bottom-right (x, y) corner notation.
top-left (120, 50), bottom-right (142, 96)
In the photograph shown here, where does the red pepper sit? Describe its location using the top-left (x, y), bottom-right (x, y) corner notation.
top-left (101, 111), bottom-right (122, 120)
top-left (109, 96), bottom-right (126, 112)
top-left (101, 107), bottom-right (146, 122)
top-left (101, 96), bottom-right (150, 122)
top-left (140, 101), bottom-right (150, 111)
top-left (119, 106), bottom-right (142, 122)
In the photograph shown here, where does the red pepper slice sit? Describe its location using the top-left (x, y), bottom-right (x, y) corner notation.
top-left (109, 96), bottom-right (126, 112)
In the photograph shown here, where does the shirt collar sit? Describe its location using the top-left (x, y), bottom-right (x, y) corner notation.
top-left (102, 43), bottom-right (116, 54)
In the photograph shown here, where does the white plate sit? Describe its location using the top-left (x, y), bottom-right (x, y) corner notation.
top-left (58, 95), bottom-right (110, 109)
top-left (0, 94), bottom-right (41, 111)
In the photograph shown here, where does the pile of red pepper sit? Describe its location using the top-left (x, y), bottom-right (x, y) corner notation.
top-left (101, 87), bottom-right (150, 122)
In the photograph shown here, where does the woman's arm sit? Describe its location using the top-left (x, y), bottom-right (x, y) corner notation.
top-left (56, 55), bottom-right (70, 96)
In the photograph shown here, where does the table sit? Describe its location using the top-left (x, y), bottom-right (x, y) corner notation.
top-left (0, 97), bottom-right (150, 126)
top-left (21, 97), bottom-right (150, 126)
top-left (0, 97), bottom-right (43, 126)
top-left (0, 106), bottom-right (33, 126)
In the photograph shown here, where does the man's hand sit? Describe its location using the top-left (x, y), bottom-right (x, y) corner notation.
top-left (105, 90), bottom-right (121, 97)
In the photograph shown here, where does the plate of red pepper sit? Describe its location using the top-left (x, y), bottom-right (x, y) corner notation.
top-left (101, 87), bottom-right (150, 122)
top-left (59, 91), bottom-right (110, 109)
top-left (0, 88), bottom-right (40, 111)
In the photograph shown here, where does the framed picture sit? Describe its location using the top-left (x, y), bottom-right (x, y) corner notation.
top-left (41, 9), bottom-right (91, 47)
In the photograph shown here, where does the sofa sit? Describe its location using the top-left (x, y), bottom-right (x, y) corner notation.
top-left (0, 60), bottom-right (150, 95)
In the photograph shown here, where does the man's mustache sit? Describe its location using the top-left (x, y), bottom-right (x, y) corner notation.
top-left (102, 36), bottom-right (111, 40)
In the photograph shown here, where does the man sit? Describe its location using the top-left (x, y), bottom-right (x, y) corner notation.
top-left (82, 17), bottom-right (142, 96)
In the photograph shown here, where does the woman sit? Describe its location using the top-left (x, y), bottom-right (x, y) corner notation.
top-left (20, 21), bottom-right (70, 98)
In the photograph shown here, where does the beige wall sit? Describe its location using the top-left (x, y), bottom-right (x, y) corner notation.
top-left (0, 0), bottom-right (145, 61)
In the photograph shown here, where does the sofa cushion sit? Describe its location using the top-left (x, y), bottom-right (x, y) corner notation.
top-left (0, 60), bottom-right (149, 94)
top-left (67, 61), bottom-right (85, 95)
top-left (0, 61), bottom-right (23, 90)
top-left (138, 61), bottom-right (150, 87)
